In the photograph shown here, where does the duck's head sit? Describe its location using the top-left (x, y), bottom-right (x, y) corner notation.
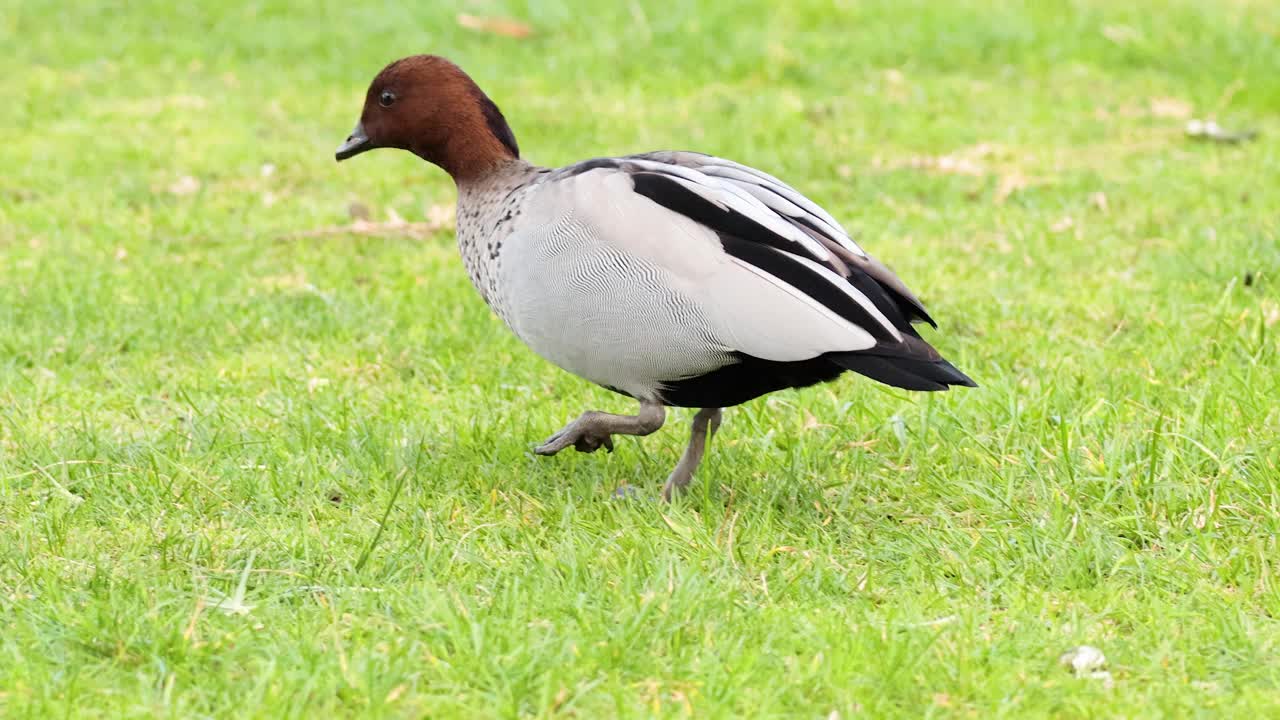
top-left (335, 55), bottom-right (519, 180)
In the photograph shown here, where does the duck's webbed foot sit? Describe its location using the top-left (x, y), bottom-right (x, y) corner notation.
top-left (535, 400), bottom-right (666, 455)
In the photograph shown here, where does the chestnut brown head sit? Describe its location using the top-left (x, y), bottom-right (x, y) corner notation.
top-left (335, 55), bottom-right (519, 180)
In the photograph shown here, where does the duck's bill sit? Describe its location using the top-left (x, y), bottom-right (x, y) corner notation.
top-left (335, 122), bottom-right (371, 161)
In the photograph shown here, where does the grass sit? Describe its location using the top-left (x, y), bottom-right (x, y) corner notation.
top-left (2, 0), bottom-right (1279, 716)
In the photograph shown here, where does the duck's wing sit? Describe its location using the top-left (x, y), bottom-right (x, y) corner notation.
top-left (539, 154), bottom-right (973, 394)
top-left (629, 151), bottom-right (937, 328)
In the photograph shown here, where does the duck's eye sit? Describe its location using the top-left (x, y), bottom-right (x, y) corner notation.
top-left (379, 91), bottom-right (396, 108)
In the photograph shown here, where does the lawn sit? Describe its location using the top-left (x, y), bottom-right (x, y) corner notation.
top-left (3, 0), bottom-right (1279, 716)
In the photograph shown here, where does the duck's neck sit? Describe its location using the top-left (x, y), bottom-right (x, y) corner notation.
top-left (454, 159), bottom-right (543, 243)
top-left (452, 159), bottom-right (545, 311)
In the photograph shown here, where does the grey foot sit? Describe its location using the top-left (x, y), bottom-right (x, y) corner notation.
top-left (534, 402), bottom-right (667, 457)
top-left (535, 418), bottom-right (616, 455)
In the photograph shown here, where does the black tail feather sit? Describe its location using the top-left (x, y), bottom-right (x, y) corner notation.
top-left (830, 350), bottom-right (977, 392)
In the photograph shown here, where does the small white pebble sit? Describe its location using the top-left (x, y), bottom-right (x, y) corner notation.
top-left (1060, 644), bottom-right (1107, 674)
top-left (168, 175), bottom-right (201, 196)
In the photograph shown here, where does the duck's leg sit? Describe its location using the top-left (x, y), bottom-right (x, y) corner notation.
top-left (662, 407), bottom-right (723, 501)
top-left (535, 400), bottom-right (666, 455)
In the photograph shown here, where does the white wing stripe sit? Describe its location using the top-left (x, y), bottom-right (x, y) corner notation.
top-left (703, 178), bottom-right (832, 260)
top-left (623, 158), bottom-right (709, 185)
top-left (657, 173), bottom-right (730, 210)
top-left (629, 158), bottom-right (832, 261)
top-left (699, 159), bottom-right (864, 257)
top-left (785, 252), bottom-right (903, 342)
top-left (727, 179), bottom-right (807, 217)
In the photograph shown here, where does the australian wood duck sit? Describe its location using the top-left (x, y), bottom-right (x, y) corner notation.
top-left (336, 55), bottom-right (975, 500)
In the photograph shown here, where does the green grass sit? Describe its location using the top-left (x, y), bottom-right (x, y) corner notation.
top-left (3, 0), bottom-right (1279, 716)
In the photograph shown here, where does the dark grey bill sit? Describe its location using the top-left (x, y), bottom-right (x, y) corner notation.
top-left (335, 122), bottom-right (371, 161)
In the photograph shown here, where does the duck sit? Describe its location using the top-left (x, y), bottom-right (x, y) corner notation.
top-left (336, 55), bottom-right (975, 500)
